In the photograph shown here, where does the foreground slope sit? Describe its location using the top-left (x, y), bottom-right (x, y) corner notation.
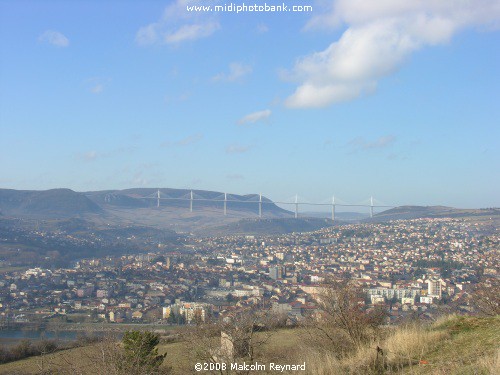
top-left (0, 315), bottom-right (497, 374)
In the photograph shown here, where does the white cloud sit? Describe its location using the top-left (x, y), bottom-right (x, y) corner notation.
top-left (86, 77), bottom-right (110, 94)
top-left (132, 177), bottom-right (150, 186)
top-left (177, 133), bottom-right (204, 146)
top-left (238, 109), bottom-right (271, 125)
top-left (90, 84), bottom-right (104, 94)
top-left (286, 0), bottom-right (500, 108)
top-left (256, 23), bottom-right (269, 33)
top-left (135, 0), bottom-right (220, 45)
top-left (226, 144), bottom-right (252, 154)
top-left (387, 152), bottom-right (408, 161)
top-left (161, 133), bottom-right (204, 147)
top-left (348, 135), bottom-right (396, 152)
top-left (135, 24), bottom-right (158, 45)
top-left (164, 91), bottom-right (191, 104)
top-left (227, 173), bottom-right (244, 180)
top-left (165, 22), bottom-right (219, 43)
top-left (77, 151), bottom-right (99, 161)
top-left (83, 151), bottom-right (98, 160)
top-left (77, 145), bottom-right (137, 162)
top-left (213, 62), bottom-right (253, 82)
top-left (38, 30), bottom-right (69, 47)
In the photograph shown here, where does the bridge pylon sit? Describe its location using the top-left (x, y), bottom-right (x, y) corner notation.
top-left (294, 194), bottom-right (298, 219)
top-left (190, 190), bottom-right (193, 213)
top-left (224, 193), bottom-right (227, 215)
top-left (331, 196), bottom-right (335, 222)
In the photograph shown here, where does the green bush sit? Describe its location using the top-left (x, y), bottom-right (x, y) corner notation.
top-left (118, 330), bottom-right (167, 374)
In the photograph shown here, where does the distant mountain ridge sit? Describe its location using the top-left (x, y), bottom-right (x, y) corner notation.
top-left (85, 188), bottom-right (286, 214)
top-left (1, 188), bottom-right (497, 235)
top-left (0, 188), bottom-right (102, 217)
top-left (0, 187), bottom-right (289, 219)
top-left (372, 205), bottom-right (500, 221)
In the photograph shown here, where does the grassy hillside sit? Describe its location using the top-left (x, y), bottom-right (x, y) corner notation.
top-left (304, 315), bottom-right (499, 375)
top-left (0, 315), bottom-right (498, 374)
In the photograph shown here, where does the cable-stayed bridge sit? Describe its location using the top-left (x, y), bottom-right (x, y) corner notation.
top-left (141, 190), bottom-right (395, 221)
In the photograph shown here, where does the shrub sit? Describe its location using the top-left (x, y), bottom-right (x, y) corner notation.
top-left (118, 330), bottom-right (167, 374)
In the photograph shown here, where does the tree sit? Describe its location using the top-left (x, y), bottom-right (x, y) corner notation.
top-left (24, 331), bottom-right (169, 375)
top-left (303, 278), bottom-right (387, 356)
top-left (119, 330), bottom-right (167, 374)
top-left (470, 277), bottom-right (500, 316)
top-left (167, 309), bottom-right (176, 324)
top-left (151, 255), bottom-right (166, 264)
top-left (176, 312), bottom-right (186, 325)
top-left (183, 308), bottom-right (280, 374)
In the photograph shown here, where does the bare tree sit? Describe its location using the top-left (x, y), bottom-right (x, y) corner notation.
top-left (302, 278), bottom-right (387, 357)
top-left (183, 308), bottom-right (279, 374)
top-left (470, 277), bottom-right (500, 316)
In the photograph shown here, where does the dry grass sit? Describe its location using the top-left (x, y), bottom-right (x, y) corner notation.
top-left (300, 315), bottom-right (499, 375)
top-left (0, 316), bottom-right (498, 374)
top-left (0, 337), bottom-right (180, 375)
top-left (298, 351), bottom-right (343, 375)
top-left (383, 325), bottom-right (449, 371)
top-left (477, 348), bottom-right (500, 375)
top-left (297, 326), bottom-right (448, 374)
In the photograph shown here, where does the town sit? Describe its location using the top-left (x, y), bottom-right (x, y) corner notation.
top-left (0, 217), bottom-right (497, 329)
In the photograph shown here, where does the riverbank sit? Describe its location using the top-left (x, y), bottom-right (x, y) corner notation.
top-left (0, 322), bottom-right (182, 347)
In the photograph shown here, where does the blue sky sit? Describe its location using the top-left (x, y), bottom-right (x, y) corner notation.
top-left (0, 0), bottom-right (499, 209)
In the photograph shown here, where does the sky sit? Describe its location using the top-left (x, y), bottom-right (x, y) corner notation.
top-left (0, 0), bottom-right (499, 209)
